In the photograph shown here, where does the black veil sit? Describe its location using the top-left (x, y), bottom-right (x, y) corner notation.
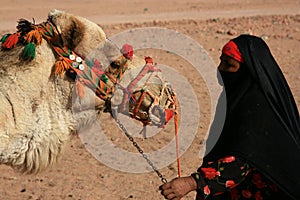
top-left (204, 35), bottom-right (300, 199)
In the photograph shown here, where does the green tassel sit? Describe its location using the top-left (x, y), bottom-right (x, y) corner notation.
top-left (21, 42), bottom-right (36, 61)
top-left (1, 34), bottom-right (10, 43)
top-left (101, 74), bottom-right (108, 83)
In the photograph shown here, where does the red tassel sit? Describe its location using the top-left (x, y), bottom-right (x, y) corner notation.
top-left (165, 109), bottom-right (174, 124)
top-left (2, 32), bottom-right (20, 49)
top-left (93, 59), bottom-right (101, 68)
top-left (92, 59), bottom-right (104, 77)
top-left (145, 56), bottom-right (153, 64)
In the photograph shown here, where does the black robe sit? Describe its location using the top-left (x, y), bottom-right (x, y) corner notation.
top-left (204, 35), bottom-right (300, 200)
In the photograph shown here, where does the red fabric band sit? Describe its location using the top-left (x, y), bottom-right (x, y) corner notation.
top-left (222, 40), bottom-right (244, 63)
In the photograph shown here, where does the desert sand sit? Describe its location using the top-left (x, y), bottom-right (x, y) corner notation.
top-left (0, 0), bottom-right (299, 199)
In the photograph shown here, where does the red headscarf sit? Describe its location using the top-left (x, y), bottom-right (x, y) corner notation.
top-left (222, 40), bottom-right (244, 63)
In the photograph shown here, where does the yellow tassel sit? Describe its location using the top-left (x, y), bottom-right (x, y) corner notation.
top-left (24, 28), bottom-right (43, 45)
top-left (54, 57), bottom-right (71, 75)
top-left (76, 81), bottom-right (85, 98)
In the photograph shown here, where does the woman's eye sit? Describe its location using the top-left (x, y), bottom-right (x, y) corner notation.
top-left (224, 60), bottom-right (230, 66)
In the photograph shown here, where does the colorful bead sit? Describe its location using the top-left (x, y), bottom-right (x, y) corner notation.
top-left (69, 54), bottom-right (75, 60)
top-left (79, 64), bottom-right (85, 70)
top-left (72, 62), bottom-right (79, 68)
top-left (76, 56), bottom-right (82, 63)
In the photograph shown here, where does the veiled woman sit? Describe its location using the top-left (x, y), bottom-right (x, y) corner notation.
top-left (160, 35), bottom-right (300, 200)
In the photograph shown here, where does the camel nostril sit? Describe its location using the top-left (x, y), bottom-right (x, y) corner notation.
top-left (31, 99), bottom-right (39, 113)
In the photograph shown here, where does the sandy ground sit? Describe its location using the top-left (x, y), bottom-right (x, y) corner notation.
top-left (0, 1), bottom-right (300, 200)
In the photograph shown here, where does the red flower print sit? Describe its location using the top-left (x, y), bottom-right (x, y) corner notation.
top-left (218, 156), bottom-right (236, 163)
top-left (203, 185), bottom-right (210, 195)
top-left (252, 173), bottom-right (261, 182)
top-left (252, 173), bottom-right (266, 189)
top-left (226, 180), bottom-right (236, 188)
top-left (230, 188), bottom-right (240, 200)
top-left (242, 189), bottom-right (252, 199)
top-left (255, 180), bottom-right (267, 189)
top-left (226, 180), bottom-right (239, 189)
top-left (270, 183), bottom-right (278, 192)
top-left (213, 192), bottom-right (224, 196)
top-left (255, 191), bottom-right (263, 200)
top-left (200, 167), bottom-right (221, 180)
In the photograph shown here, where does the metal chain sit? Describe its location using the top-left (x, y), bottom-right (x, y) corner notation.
top-left (115, 117), bottom-right (167, 184)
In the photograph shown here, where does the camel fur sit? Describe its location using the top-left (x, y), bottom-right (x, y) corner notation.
top-left (0, 9), bottom-right (173, 175)
top-left (0, 9), bottom-right (111, 174)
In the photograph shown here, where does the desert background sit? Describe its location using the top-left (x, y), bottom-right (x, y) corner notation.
top-left (0, 0), bottom-right (299, 199)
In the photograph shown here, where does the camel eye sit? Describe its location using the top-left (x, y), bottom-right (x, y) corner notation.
top-left (47, 15), bottom-right (53, 23)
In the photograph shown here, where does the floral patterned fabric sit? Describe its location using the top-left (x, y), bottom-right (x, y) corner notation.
top-left (193, 156), bottom-right (289, 200)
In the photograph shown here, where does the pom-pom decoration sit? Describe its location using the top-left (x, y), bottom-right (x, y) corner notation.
top-left (1, 32), bottom-right (20, 49)
top-left (21, 42), bottom-right (36, 61)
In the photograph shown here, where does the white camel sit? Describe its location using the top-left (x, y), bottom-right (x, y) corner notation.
top-left (0, 9), bottom-right (141, 174)
top-left (0, 9), bottom-right (176, 174)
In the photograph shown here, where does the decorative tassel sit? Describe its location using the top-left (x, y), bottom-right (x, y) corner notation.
top-left (24, 28), bottom-right (42, 45)
top-left (93, 59), bottom-right (101, 68)
top-left (54, 57), bottom-right (71, 75)
top-left (145, 56), bottom-right (153, 64)
top-left (120, 44), bottom-right (134, 60)
top-left (17, 18), bottom-right (35, 34)
top-left (92, 67), bottom-right (104, 77)
top-left (75, 81), bottom-right (85, 98)
top-left (101, 74), bottom-right (109, 83)
top-left (2, 32), bottom-right (20, 49)
top-left (1, 34), bottom-right (10, 43)
top-left (92, 60), bottom-right (104, 77)
top-left (21, 42), bottom-right (36, 61)
top-left (165, 109), bottom-right (174, 125)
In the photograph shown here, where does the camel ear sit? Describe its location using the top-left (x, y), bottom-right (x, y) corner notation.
top-left (60, 17), bottom-right (85, 50)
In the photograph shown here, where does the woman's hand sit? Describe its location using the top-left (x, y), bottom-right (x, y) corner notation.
top-left (159, 176), bottom-right (197, 200)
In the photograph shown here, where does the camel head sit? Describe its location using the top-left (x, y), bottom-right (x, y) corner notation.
top-left (0, 10), bottom-right (107, 174)
top-left (47, 9), bottom-right (106, 58)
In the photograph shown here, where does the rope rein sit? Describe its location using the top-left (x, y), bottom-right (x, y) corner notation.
top-left (114, 116), bottom-right (168, 183)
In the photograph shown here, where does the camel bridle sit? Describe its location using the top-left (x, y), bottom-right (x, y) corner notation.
top-left (1, 18), bottom-right (181, 183)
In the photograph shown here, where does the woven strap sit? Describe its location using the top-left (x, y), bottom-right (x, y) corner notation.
top-left (37, 21), bottom-right (115, 99)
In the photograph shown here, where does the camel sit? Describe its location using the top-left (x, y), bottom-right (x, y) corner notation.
top-left (0, 9), bottom-right (177, 174)
top-left (0, 9), bottom-right (112, 174)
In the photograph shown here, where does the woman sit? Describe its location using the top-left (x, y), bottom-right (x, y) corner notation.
top-left (159, 35), bottom-right (300, 200)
